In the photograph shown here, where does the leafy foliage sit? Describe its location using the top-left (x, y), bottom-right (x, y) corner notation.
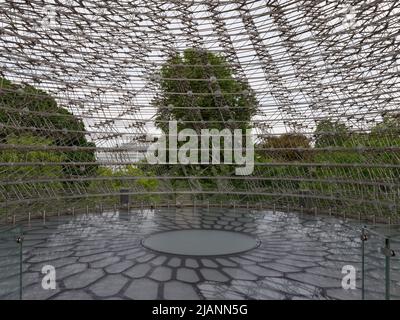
top-left (0, 77), bottom-right (97, 180)
top-left (151, 49), bottom-right (258, 197)
top-left (259, 133), bottom-right (311, 162)
top-left (154, 48), bottom-right (257, 133)
top-left (0, 134), bottom-right (65, 192)
top-left (88, 165), bottom-right (159, 203)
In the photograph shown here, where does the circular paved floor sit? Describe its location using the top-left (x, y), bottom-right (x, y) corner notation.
top-left (0, 207), bottom-right (399, 300)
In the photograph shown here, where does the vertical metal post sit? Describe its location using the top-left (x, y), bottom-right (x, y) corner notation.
top-left (384, 238), bottom-right (392, 300)
top-left (19, 237), bottom-right (22, 300)
top-left (361, 227), bottom-right (367, 300)
top-left (5, 199), bottom-right (8, 224)
top-left (17, 232), bottom-right (23, 300)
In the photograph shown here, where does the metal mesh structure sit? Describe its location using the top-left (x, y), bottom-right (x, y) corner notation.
top-left (0, 0), bottom-right (399, 222)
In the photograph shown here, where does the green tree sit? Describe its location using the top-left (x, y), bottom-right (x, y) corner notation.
top-left (151, 48), bottom-right (258, 199)
top-left (305, 116), bottom-right (400, 216)
top-left (258, 133), bottom-right (311, 162)
top-left (254, 133), bottom-right (311, 205)
top-left (88, 165), bottom-right (159, 204)
top-left (314, 119), bottom-right (349, 147)
top-left (154, 48), bottom-right (257, 133)
top-left (0, 134), bottom-right (65, 196)
top-left (0, 77), bottom-right (97, 181)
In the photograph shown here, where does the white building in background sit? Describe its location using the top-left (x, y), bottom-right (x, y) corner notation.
top-left (96, 141), bottom-right (150, 167)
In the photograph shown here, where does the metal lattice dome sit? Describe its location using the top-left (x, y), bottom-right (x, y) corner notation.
top-left (0, 0), bottom-right (399, 221)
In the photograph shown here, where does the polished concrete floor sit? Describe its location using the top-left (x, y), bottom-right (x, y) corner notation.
top-left (0, 207), bottom-right (399, 300)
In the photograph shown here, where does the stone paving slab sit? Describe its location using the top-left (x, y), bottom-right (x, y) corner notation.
top-left (0, 207), bottom-right (398, 300)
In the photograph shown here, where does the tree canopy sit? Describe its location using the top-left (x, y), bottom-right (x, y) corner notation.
top-left (0, 77), bottom-right (97, 181)
top-left (150, 49), bottom-right (259, 197)
top-left (154, 48), bottom-right (258, 133)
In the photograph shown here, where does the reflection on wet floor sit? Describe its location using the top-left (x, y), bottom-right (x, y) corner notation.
top-left (0, 207), bottom-right (399, 300)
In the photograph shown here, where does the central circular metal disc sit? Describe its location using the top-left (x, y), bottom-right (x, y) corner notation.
top-left (142, 229), bottom-right (260, 256)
